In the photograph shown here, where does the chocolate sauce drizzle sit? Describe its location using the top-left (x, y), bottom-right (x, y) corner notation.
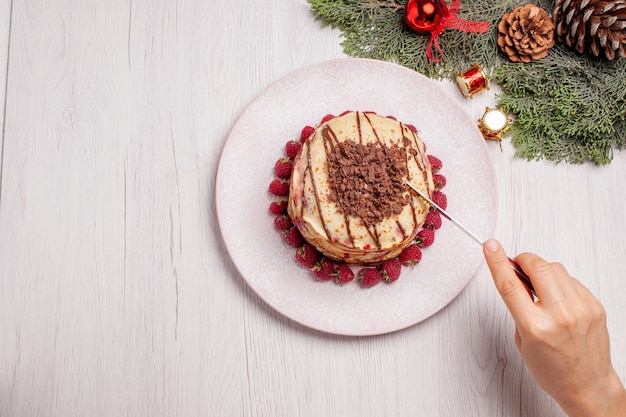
top-left (299, 112), bottom-right (430, 252)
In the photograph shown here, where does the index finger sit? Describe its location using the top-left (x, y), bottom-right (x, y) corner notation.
top-left (483, 239), bottom-right (535, 319)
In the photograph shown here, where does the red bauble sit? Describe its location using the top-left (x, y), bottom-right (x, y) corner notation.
top-left (404, 0), bottom-right (450, 34)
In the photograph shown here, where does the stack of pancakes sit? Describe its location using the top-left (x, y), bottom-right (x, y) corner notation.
top-left (288, 111), bottom-right (434, 264)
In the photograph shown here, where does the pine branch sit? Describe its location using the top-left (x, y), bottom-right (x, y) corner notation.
top-left (308, 0), bottom-right (626, 164)
top-left (493, 45), bottom-right (626, 165)
top-left (359, 0), bottom-right (405, 12)
top-left (308, 0), bottom-right (516, 78)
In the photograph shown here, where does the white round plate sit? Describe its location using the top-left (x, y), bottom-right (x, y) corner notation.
top-left (216, 58), bottom-right (496, 336)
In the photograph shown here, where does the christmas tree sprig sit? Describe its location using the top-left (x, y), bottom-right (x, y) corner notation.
top-left (308, 0), bottom-right (515, 78)
top-left (307, 0), bottom-right (626, 164)
top-left (493, 46), bottom-right (626, 165)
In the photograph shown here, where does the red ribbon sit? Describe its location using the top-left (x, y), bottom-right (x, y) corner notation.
top-left (424, 0), bottom-right (490, 62)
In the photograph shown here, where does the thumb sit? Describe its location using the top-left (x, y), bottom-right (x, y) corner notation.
top-left (483, 239), bottom-right (533, 319)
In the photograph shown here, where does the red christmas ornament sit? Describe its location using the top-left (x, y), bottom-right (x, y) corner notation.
top-left (404, 0), bottom-right (450, 34)
top-left (404, 0), bottom-right (491, 62)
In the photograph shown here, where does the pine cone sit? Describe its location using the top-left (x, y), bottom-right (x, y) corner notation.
top-left (554, 0), bottom-right (626, 60)
top-left (498, 4), bottom-right (556, 63)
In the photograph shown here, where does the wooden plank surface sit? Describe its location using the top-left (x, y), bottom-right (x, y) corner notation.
top-left (0, 0), bottom-right (13, 170)
top-left (0, 1), bottom-right (624, 416)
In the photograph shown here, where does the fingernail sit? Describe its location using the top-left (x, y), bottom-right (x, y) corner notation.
top-left (484, 239), bottom-right (499, 253)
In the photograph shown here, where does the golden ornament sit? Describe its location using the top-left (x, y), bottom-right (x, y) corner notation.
top-left (477, 107), bottom-right (512, 150)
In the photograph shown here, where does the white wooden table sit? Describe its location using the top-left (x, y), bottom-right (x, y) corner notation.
top-left (1, 1), bottom-right (624, 416)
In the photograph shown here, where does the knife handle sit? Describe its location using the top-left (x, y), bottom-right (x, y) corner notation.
top-left (508, 257), bottom-right (537, 300)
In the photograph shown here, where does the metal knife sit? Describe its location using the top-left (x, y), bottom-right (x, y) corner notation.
top-left (405, 181), bottom-right (536, 298)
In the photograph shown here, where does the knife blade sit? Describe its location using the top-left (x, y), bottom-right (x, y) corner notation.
top-left (405, 180), bottom-right (536, 298)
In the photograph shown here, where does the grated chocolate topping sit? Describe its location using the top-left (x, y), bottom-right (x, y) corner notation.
top-left (327, 139), bottom-right (411, 227)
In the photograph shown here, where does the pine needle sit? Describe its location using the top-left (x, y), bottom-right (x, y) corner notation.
top-left (308, 0), bottom-right (626, 164)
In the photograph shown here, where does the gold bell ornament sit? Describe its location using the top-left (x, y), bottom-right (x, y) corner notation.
top-left (478, 107), bottom-right (512, 150)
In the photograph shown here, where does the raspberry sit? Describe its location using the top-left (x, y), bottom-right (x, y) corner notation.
top-left (274, 215), bottom-right (293, 231)
top-left (285, 140), bottom-right (302, 160)
top-left (399, 244), bottom-right (422, 267)
top-left (269, 179), bottom-right (289, 196)
top-left (432, 191), bottom-right (447, 210)
top-left (300, 125), bottom-right (315, 143)
top-left (433, 174), bottom-right (447, 191)
top-left (379, 259), bottom-right (402, 283)
top-left (427, 155), bottom-right (442, 173)
top-left (295, 243), bottom-right (320, 269)
top-left (313, 258), bottom-right (336, 281)
top-left (416, 228), bottom-right (435, 248)
top-left (320, 114), bottom-right (335, 123)
top-left (269, 199), bottom-right (288, 215)
top-left (283, 227), bottom-right (303, 248)
top-left (274, 157), bottom-right (293, 179)
top-left (423, 210), bottom-right (442, 230)
top-left (334, 264), bottom-right (354, 285)
top-left (358, 268), bottom-right (383, 288)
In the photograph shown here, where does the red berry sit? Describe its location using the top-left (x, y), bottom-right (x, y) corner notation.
top-left (428, 155), bottom-right (442, 173)
top-left (313, 258), bottom-right (336, 281)
top-left (321, 114), bottom-right (335, 123)
top-left (300, 125), bottom-right (314, 143)
top-left (399, 244), bottom-right (422, 267)
top-left (285, 140), bottom-right (302, 160)
top-left (358, 268), bottom-right (383, 288)
top-left (424, 210), bottom-right (442, 230)
top-left (295, 243), bottom-right (320, 269)
top-left (433, 173), bottom-right (447, 190)
top-left (269, 199), bottom-right (288, 215)
top-left (416, 228), bottom-right (435, 248)
top-left (334, 264), bottom-right (355, 285)
top-left (283, 227), bottom-right (303, 248)
top-left (274, 157), bottom-right (293, 179)
top-left (379, 259), bottom-right (402, 283)
top-left (406, 124), bottom-right (417, 133)
top-left (432, 191), bottom-right (447, 210)
top-left (274, 215), bottom-right (293, 231)
top-left (269, 179), bottom-right (289, 196)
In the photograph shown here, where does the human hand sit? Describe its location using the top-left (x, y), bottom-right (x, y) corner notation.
top-left (483, 239), bottom-right (626, 417)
